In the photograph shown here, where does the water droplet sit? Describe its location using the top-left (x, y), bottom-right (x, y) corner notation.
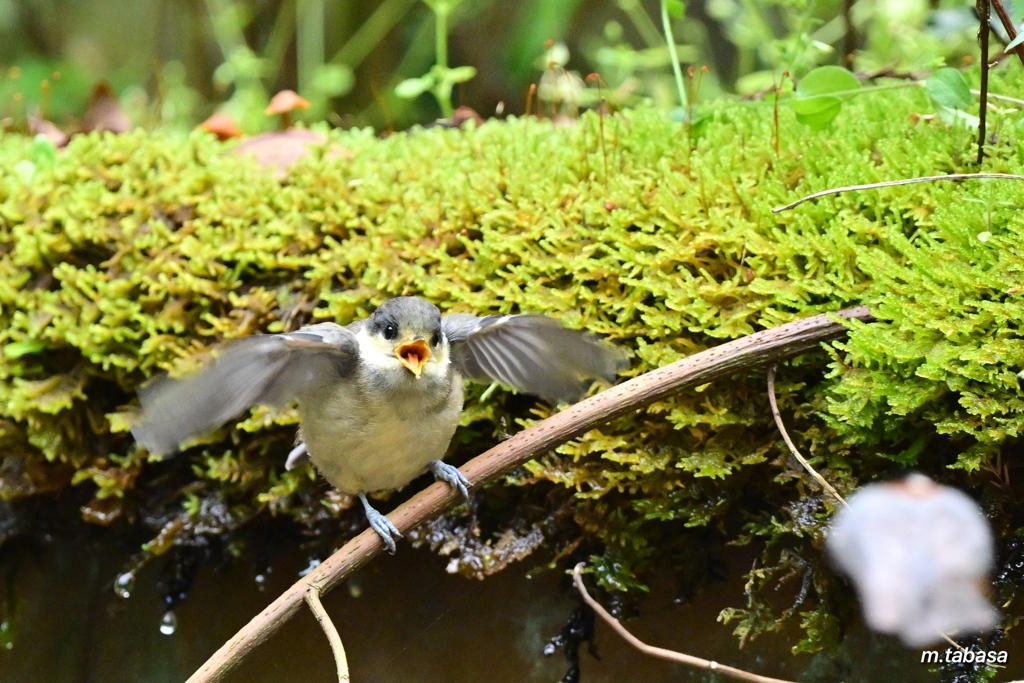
top-left (159, 611), bottom-right (178, 636)
top-left (114, 572), bottom-right (135, 599)
top-left (298, 558), bottom-right (321, 577)
top-left (543, 634), bottom-right (563, 657)
top-left (347, 575), bottom-right (362, 599)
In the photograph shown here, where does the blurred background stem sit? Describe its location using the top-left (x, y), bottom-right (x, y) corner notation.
top-left (660, 0), bottom-right (687, 109)
top-left (296, 0), bottom-right (324, 95)
top-left (332, 0), bottom-right (417, 70)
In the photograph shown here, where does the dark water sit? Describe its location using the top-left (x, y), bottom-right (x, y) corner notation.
top-left (0, 531), bottom-right (1019, 683)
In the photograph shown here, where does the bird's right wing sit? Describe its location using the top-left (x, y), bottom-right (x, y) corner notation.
top-left (131, 323), bottom-right (358, 457)
top-left (442, 313), bottom-right (627, 404)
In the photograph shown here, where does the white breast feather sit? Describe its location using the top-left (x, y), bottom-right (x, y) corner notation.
top-left (297, 327), bottom-right (463, 494)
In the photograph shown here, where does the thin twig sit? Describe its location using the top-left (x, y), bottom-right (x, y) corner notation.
top-left (972, 90), bottom-right (1024, 106)
top-left (939, 631), bottom-right (967, 652)
top-left (766, 365), bottom-right (847, 507)
top-left (768, 369), bottom-right (968, 647)
top-left (990, 0), bottom-right (1024, 66)
top-left (771, 173), bottom-right (1024, 212)
top-left (978, 0), bottom-right (991, 164)
top-left (304, 583), bottom-right (350, 683)
top-left (842, 0), bottom-right (855, 68)
top-left (572, 563), bottom-right (801, 683)
top-left (185, 305), bottom-right (874, 683)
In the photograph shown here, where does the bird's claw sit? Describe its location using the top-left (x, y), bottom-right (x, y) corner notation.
top-left (429, 460), bottom-right (471, 502)
top-left (358, 492), bottom-right (402, 554)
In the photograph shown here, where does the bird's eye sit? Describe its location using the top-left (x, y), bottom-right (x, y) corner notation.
top-left (431, 331), bottom-right (441, 347)
top-left (383, 323), bottom-right (398, 340)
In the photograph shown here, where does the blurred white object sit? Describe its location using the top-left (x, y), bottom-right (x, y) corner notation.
top-left (827, 473), bottom-right (999, 647)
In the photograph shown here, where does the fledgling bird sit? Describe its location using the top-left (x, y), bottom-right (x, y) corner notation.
top-left (131, 297), bottom-right (626, 553)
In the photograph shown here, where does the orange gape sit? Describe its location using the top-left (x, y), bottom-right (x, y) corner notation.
top-left (396, 339), bottom-right (431, 378)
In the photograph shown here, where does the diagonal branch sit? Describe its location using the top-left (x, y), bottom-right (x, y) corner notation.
top-left (990, 0), bottom-right (1024, 66)
top-left (185, 305), bottom-right (874, 683)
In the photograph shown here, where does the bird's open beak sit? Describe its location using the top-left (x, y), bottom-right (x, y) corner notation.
top-left (396, 339), bottom-right (431, 378)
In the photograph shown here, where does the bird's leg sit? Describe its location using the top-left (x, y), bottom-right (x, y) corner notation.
top-left (285, 441), bottom-right (309, 470)
top-left (358, 492), bottom-right (402, 554)
top-left (428, 460), bottom-right (471, 502)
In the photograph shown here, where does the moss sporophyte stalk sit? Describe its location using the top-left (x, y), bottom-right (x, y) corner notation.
top-left (3, 67), bottom-right (1024, 652)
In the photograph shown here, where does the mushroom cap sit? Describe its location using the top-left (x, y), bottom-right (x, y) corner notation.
top-left (198, 113), bottom-right (242, 140)
top-left (266, 90), bottom-right (311, 115)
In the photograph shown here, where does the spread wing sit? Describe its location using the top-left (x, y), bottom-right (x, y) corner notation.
top-left (442, 314), bottom-right (627, 404)
top-left (131, 323), bottom-right (358, 457)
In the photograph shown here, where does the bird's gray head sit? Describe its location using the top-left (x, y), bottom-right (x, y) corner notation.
top-left (363, 297), bottom-right (446, 379)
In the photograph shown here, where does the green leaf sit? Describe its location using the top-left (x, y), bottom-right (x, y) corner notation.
top-left (668, 107), bottom-right (712, 140)
top-left (789, 66), bottom-right (860, 129)
top-left (30, 136), bottom-right (58, 166)
top-left (926, 67), bottom-right (971, 110)
top-left (663, 0), bottom-right (685, 19)
top-left (787, 95), bottom-right (843, 129)
top-left (689, 112), bottom-right (712, 140)
top-left (394, 76), bottom-right (434, 100)
top-left (3, 340), bottom-right (46, 358)
top-left (445, 65), bottom-right (477, 85)
top-left (795, 66), bottom-right (860, 98)
top-left (311, 64), bottom-right (354, 98)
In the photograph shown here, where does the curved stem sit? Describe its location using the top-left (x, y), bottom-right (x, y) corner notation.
top-left (434, 6), bottom-right (448, 70)
top-left (573, 563), bottom-right (799, 683)
top-left (304, 583), bottom-right (350, 682)
top-left (433, 5), bottom-right (453, 117)
top-left (766, 364), bottom-right (847, 506)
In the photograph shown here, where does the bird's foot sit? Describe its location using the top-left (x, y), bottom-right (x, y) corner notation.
top-left (428, 460), bottom-right (471, 501)
top-left (358, 492), bottom-right (402, 554)
top-left (285, 441), bottom-right (308, 470)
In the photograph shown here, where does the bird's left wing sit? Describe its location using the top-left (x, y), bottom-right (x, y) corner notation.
top-left (131, 323), bottom-right (358, 457)
top-left (442, 313), bottom-right (627, 404)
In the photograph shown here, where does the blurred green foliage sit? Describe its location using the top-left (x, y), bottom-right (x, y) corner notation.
top-left (3, 62), bottom-right (1024, 654)
top-left (394, 0), bottom-right (477, 117)
top-left (0, 0), bottom-right (983, 131)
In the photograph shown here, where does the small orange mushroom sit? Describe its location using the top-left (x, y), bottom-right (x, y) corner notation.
top-left (266, 90), bottom-right (311, 129)
top-left (198, 112), bottom-right (242, 140)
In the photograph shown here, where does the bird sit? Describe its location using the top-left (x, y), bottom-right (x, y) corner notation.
top-left (131, 296), bottom-right (627, 553)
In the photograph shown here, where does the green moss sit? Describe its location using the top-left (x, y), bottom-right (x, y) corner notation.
top-left (3, 68), bottom-right (1024, 655)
